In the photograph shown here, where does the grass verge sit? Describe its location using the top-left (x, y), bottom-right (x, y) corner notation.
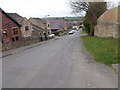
top-left (81, 35), bottom-right (120, 66)
top-left (81, 31), bottom-right (87, 34)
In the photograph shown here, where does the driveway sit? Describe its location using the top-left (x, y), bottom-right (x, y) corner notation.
top-left (2, 31), bottom-right (118, 88)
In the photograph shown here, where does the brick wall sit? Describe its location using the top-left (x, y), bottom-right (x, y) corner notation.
top-left (2, 12), bottom-right (22, 44)
top-left (94, 6), bottom-right (120, 38)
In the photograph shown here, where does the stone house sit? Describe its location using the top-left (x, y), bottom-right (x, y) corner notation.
top-left (0, 8), bottom-right (22, 44)
top-left (94, 6), bottom-right (120, 38)
top-left (29, 18), bottom-right (51, 35)
top-left (20, 18), bottom-right (33, 39)
top-left (7, 13), bottom-right (33, 39)
top-left (47, 18), bottom-right (66, 33)
top-left (32, 24), bottom-right (48, 41)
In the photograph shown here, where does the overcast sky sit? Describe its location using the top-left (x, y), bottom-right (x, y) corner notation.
top-left (0, 0), bottom-right (74, 18)
top-left (0, 0), bottom-right (119, 18)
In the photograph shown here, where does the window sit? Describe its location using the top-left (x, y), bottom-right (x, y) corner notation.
top-left (48, 32), bottom-right (50, 34)
top-left (13, 28), bottom-right (18, 35)
top-left (12, 37), bottom-right (15, 42)
top-left (25, 26), bottom-right (29, 31)
top-left (48, 24), bottom-right (49, 27)
top-left (15, 36), bottom-right (19, 41)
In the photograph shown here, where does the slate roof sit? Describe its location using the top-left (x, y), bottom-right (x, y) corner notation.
top-left (0, 8), bottom-right (21, 27)
top-left (7, 13), bottom-right (23, 18)
top-left (32, 24), bottom-right (46, 32)
top-left (30, 18), bottom-right (47, 24)
top-left (48, 19), bottom-right (65, 30)
top-left (7, 13), bottom-right (24, 24)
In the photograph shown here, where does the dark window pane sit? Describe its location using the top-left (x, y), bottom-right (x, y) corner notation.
top-left (25, 26), bottom-right (29, 31)
top-left (16, 36), bottom-right (19, 41)
top-left (12, 37), bottom-right (14, 42)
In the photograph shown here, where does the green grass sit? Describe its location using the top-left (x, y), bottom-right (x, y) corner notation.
top-left (81, 31), bottom-right (87, 34)
top-left (81, 35), bottom-right (120, 66)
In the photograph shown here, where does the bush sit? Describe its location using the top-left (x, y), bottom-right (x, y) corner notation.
top-left (53, 30), bottom-right (64, 36)
top-left (83, 21), bottom-right (95, 36)
top-left (83, 23), bottom-right (90, 34)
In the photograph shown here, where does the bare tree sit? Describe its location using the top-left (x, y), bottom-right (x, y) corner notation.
top-left (69, 1), bottom-right (89, 15)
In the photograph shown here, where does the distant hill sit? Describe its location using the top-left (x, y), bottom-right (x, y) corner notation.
top-left (65, 17), bottom-right (83, 20)
top-left (41, 16), bottom-right (84, 20)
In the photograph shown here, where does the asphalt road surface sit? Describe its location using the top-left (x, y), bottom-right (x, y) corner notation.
top-left (2, 31), bottom-right (118, 88)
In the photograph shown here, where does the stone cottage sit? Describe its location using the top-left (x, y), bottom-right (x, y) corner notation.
top-left (47, 18), bottom-right (66, 33)
top-left (32, 24), bottom-right (48, 41)
top-left (29, 18), bottom-right (51, 35)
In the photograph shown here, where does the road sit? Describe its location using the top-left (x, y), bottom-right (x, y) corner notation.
top-left (2, 31), bottom-right (118, 88)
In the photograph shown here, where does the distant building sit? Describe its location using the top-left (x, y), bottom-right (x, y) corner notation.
top-left (29, 18), bottom-right (51, 35)
top-left (31, 24), bottom-right (48, 41)
top-left (0, 8), bottom-right (22, 44)
top-left (47, 18), bottom-right (65, 33)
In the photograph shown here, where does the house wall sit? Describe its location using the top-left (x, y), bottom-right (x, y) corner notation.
top-left (31, 26), bottom-right (48, 41)
top-left (94, 6), bottom-right (120, 38)
top-left (0, 11), bottom-right (2, 30)
top-left (1, 12), bottom-right (22, 44)
top-left (21, 19), bottom-right (33, 38)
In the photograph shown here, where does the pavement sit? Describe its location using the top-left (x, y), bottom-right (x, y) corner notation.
top-left (2, 31), bottom-right (118, 88)
top-left (2, 37), bottom-right (59, 58)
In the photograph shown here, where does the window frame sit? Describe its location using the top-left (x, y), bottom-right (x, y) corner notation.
top-left (25, 26), bottom-right (29, 31)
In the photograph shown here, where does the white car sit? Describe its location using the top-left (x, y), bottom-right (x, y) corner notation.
top-left (72, 26), bottom-right (79, 30)
top-left (69, 30), bottom-right (74, 34)
top-left (48, 34), bottom-right (55, 38)
top-left (69, 30), bottom-right (77, 35)
top-left (71, 30), bottom-right (77, 32)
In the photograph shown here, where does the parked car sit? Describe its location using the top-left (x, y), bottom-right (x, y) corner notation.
top-left (72, 26), bottom-right (79, 30)
top-left (71, 30), bottom-right (77, 32)
top-left (69, 30), bottom-right (74, 35)
top-left (48, 34), bottom-right (55, 38)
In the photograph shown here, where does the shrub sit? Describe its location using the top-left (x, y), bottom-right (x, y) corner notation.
top-left (53, 30), bottom-right (64, 36)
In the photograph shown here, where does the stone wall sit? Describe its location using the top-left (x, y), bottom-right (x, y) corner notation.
top-left (21, 19), bottom-right (33, 38)
top-left (95, 21), bottom-right (120, 38)
top-left (94, 6), bottom-right (120, 38)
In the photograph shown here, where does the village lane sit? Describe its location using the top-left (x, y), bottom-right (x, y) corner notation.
top-left (2, 31), bottom-right (118, 88)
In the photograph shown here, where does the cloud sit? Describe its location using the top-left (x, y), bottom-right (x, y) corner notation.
top-left (0, 0), bottom-right (72, 18)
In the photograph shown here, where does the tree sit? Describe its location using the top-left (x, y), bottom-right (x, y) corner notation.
top-left (84, 2), bottom-right (107, 36)
top-left (69, 1), bottom-right (107, 36)
top-left (70, 2), bottom-right (89, 14)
